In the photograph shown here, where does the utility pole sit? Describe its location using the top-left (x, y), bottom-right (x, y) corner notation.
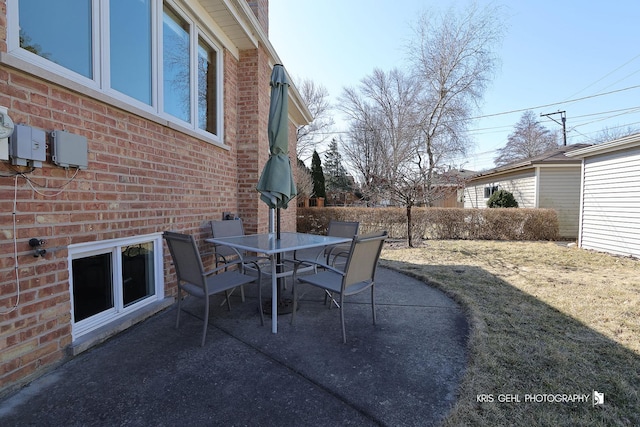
top-left (541, 111), bottom-right (567, 146)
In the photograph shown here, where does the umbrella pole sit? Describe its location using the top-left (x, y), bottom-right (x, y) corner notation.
top-left (269, 208), bottom-right (275, 234)
top-left (263, 208), bottom-right (295, 315)
top-left (276, 208), bottom-right (284, 302)
top-left (276, 208), bottom-right (281, 240)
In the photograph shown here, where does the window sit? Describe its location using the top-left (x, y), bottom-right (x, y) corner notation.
top-left (162, 5), bottom-right (190, 121)
top-left (110, 0), bottom-right (152, 105)
top-left (69, 234), bottom-right (164, 340)
top-left (198, 36), bottom-right (217, 134)
top-left (484, 185), bottom-right (499, 198)
top-left (10, 0), bottom-right (222, 141)
top-left (18, 0), bottom-right (93, 78)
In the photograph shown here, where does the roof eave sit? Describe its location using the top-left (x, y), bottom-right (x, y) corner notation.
top-left (566, 133), bottom-right (640, 158)
top-left (197, 0), bottom-right (312, 125)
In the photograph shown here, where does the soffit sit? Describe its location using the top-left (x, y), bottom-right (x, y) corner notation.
top-left (197, 0), bottom-right (259, 51)
top-left (194, 0), bottom-right (312, 125)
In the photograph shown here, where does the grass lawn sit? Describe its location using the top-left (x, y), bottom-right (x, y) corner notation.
top-left (380, 240), bottom-right (640, 427)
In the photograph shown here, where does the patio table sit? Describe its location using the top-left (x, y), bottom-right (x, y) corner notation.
top-left (206, 232), bottom-right (352, 333)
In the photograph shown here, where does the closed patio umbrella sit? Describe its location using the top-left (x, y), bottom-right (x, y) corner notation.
top-left (257, 64), bottom-right (297, 237)
top-left (256, 64), bottom-right (297, 313)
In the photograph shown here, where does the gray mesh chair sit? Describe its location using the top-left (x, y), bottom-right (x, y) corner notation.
top-left (210, 219), bottom-right (268, 266)
top-left (212, 219), bottom-right (298, 290)
top-left (293, 220), bottom-right (359, 268)
top-left (291, 230), bottom-right (387, 343)
top-left (164, 231), bottom-right (263, 346)
top-left (323, 220), bottom-right (360, 265)
top-left (210, 219), bottom-right (269, 299)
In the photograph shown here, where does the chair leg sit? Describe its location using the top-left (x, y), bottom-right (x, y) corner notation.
top-left (175, 288), bottom-right (182, 329)
top-left (290, 280), bottom-right (298, 324)
top-left (340, 293), bottom-right (347, 344)
top-left (371, 285), bottom-right (376, 325)
top-left (224, 290), bottom-right (232, 311)
top-left (220, 286), bottom-right (244, 307)
top-left (257, 273), bottom-right (264, 326)
top-left (325, 291), bottom-right (339, 308)
top-left (201, 296), bottom-right (210, 347)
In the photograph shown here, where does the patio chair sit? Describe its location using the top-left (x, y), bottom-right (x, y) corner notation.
top-left (323, 220), bottom-right (360, 265)
top-left (163, 231), bottom-right (263, 346)
top-left (291, 230), bottom-right (387, 343)
top-left (210, 219), bottom-right (269, 300)
top-left (293, 220), bottom-right (359, 268)
top-left (212, 219), bottom-right (298, 291)
top-left (210, 218), bottom-right (270, 266)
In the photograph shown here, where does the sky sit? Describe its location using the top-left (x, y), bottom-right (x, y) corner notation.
top-left (269, 1), bottom-right (640, 171)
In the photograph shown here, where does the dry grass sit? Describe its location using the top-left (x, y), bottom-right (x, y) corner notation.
top-left (380, 240), bottom-right (640, 427)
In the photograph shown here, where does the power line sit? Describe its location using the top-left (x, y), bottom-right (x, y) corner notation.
top-left (467, 84), bottom-right (640, 121)
top-left (314, 84), bottom-right (640, 136)
top-left (563, 53), bottom-right (640, 101)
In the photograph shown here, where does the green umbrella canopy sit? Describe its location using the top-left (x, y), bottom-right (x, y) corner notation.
top-left (257, 64), bottom-right (297, 209)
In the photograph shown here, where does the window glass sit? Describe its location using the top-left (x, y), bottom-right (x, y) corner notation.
top-left (163, 5), bottom-right (191, 122)
top-left (72, 252), bottom-right (114, 322)
top-left (18, 0), bottom-right (92, 78)
top-left (110, 0), bottom-right (152, 104)
top-left (122, 242), bottom-right (156, 307)
top-left (197, 37), bottom-right (217, 134)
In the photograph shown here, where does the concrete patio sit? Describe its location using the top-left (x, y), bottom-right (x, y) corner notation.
top-left (0, 267), bottom-right (468, 426)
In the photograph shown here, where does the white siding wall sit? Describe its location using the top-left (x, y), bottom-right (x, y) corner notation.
top-left (463, 183), bottom-right (483, 208)
top-left (538, 166), bottom-right (581, 238)
top-left (464, 170), bottom-right (536, 209)
top-left (580, 147), bottom-right (640, 257)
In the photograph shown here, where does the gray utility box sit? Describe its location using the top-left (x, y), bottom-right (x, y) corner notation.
top-left (52, 130), bottom-right (88, 169)
top-left (9, 124), bottom-right (46, 167)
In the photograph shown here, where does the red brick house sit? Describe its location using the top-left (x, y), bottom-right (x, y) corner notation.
top-left (0, 0), bottom-right (309, 396)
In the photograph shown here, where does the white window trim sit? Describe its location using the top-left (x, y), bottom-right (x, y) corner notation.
top-left (68, 232), bottom-right (165, 341)
top-left (5, 0), bottom-right (225, 147)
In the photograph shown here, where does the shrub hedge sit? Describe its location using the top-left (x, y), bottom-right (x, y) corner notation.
top-left (297, 207), bottom-right (559, 241)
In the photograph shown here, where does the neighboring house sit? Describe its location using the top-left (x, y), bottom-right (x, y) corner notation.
top-left (0, 0), bottom-right (310, 396)
top-left (463, 145), bottom-right (592, 239)
top-left (566, 134), bottom-right (640, 258)
top-left (431, 168), bottom-right (476, 208)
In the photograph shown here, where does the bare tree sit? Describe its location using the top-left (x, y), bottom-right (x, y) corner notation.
top-left (408, 2), bottom-right (504, 199)
top-left (339, 68), bottom-right (421, 204)
top-left (340, 68), bottom-right (430, 244)
top-left (494, 110), bottom-right (559, 166)
top-left (294, 158), bottom-right (314, 201)
top-left (591, 125), bottom-right (640, 144)
top-left (295, 78), bottom-right (334, 161)
top-left (340, 108), bottom-right (388, 206)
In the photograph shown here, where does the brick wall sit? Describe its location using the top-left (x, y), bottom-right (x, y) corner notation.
top-left (246, 0), bottom-right (269, 35)
top-left (0, 48), bottom-right (290, 398)
top-left (0, 0), bottom-right (300, 395)
top-left (0, 63), bottom-right (239, 391)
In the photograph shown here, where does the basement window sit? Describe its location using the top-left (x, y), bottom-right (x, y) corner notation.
top-left (69, 233), bottom-right (164, 340)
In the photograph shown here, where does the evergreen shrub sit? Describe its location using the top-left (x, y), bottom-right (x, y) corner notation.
top-left (487, 189), bottom-right (519, 208)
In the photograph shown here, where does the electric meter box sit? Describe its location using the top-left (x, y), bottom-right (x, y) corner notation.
top-left (52, 130), bottom-right (88, 169)
top-left (9, 124), bottom-right (46, 167)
